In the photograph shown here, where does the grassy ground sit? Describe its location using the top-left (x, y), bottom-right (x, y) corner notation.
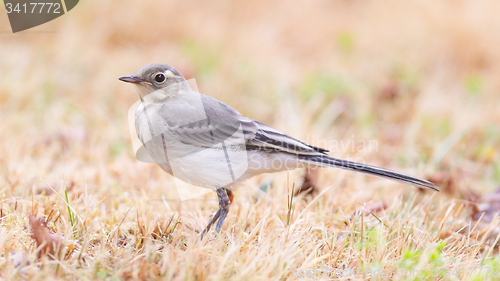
top-left (1, 0), bottom-right (500, 280)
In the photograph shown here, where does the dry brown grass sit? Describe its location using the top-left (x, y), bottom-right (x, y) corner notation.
top-left (1, 0), bottom-right (500, 280)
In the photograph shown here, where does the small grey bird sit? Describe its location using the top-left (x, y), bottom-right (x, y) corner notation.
top-left (119, 63), bottom-right (439, 239)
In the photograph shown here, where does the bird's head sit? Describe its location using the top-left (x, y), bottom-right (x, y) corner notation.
top-left (119, 63), bottom-right (187, 98)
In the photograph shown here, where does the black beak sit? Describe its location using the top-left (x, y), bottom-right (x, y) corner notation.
top-left (119, 75), bottom-right (146, 84)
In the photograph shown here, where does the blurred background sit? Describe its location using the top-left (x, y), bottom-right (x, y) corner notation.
top-left (1, 0), bottom-right (499, 207)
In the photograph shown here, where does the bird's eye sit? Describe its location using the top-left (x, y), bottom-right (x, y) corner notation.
top-left (154, 73), bottom-right (166, 83)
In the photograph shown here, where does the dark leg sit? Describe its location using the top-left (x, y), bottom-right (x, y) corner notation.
top-left (198, 209), bottom-right (221, 239)
top-left (214, 188), bottom-right (230, 233)
top-left (198, 188), bottom-right (231, 240)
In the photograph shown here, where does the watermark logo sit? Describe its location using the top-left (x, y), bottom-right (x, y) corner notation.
top-left (128, 79), bottom-right (250, 200)
top-left (4, 0), bottom-right (78, 33)
top-left (127, 78), bottom-right (377, 201)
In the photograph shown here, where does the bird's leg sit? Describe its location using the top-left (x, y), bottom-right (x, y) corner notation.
top-left (214, 188), bottom-right (230, 233)
top-left (198, 188), bottom-right (231, 240)
top-left (198, 209), bottom-right (220, 238)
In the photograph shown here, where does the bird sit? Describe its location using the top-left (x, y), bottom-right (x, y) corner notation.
top-left (119, 63), bottom-right (439, 240)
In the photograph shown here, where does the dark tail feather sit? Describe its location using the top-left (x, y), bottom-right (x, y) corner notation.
top-left (299, 155), bottom-right (439, 191)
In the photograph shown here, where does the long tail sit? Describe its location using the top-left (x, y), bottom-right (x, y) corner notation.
top-left (298, 155), bottom-right (439, 191)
